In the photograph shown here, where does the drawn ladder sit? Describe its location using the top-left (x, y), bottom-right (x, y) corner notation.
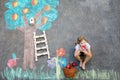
top-left (33, 31), bottom-right (50, 61)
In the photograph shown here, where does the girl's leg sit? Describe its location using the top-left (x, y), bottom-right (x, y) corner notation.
top-left (74, 51), bottom-right (83, 67)
top-left (82, 53), bottom-right (92, 70)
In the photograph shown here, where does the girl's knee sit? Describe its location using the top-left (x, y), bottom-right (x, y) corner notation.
top-left (74, 54), bottom-right (79, 58)
top-left (90, 54), bottom-right (92, 58)
top-left (74, 54), bottom-right (77, 57)
top-left (86, 54), bottom-right (92, 58)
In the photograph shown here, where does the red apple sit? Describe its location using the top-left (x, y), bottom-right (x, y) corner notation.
top-left (66, 63), bottom-right (71, 69)
top-left (72, 62), bottom-right (77, 67)
top-left (81, 45), bottom-right (86, 50)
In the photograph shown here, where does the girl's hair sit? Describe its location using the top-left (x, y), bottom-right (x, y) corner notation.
top-left (75, 36), bottom-right (88, 45)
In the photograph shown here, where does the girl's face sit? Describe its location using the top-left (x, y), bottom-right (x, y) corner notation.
top-left (80, 40), bottom-right (87, 46)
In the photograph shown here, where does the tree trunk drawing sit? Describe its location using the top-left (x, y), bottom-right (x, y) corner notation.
top-left (23, 27), bottom-right (36, 69)
top-left (17, 11), bottom-right (42, 69)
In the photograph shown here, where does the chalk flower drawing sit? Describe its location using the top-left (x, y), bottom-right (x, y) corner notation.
top-left (59, 57), bottom-right (67, 68)
top-left (47, 57), bottom-right (56, 69)
top-left (56, 48), bottom-right (66, 57)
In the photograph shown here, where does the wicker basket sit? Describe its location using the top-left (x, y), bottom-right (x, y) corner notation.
top-left (63, 67), bottom-right (77, 78)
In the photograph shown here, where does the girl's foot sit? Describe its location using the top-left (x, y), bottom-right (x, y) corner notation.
top-left (79, 61), bottom-right (82, 67)
top-left (82, 63), bottom-right (86, 70)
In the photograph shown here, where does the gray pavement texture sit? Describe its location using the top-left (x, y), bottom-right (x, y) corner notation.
top-left (0, 0), bottom-right (120, 77)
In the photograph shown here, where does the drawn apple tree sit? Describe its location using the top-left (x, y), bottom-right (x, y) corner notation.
top-left (4, 0), bottom-right (59, 69)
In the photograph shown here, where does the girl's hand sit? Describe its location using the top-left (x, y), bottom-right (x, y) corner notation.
top-left (81, 49), bottom-right (88, 54)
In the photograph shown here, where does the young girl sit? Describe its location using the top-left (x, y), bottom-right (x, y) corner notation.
top-left (74, 36), bottom-right (92, 70)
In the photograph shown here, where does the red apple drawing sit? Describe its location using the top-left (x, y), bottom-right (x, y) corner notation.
top-left (12, 1), bottom-right (18, 7)
top-left (31, 0), bottom-right (38, 6)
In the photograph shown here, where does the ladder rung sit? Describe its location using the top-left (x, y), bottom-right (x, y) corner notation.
top-left (36, 46), bottom-right (47, 50)
top-left (35, 35), bottom-right (44, 38)
top-left (36, 40), bottom-right (46, 44)
top-left (36, 52), bottom-right (48, 56)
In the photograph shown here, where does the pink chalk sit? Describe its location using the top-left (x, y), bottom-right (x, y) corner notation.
top-left (7, 59), bottom-right (17, 68)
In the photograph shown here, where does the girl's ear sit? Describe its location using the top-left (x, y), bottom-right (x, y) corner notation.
top-left (75, 42), bottom-right (77, 45)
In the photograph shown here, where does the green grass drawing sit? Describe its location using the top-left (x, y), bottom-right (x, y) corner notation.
top-left (74, 69), bottom-right (120, 80)
top-left (1, 66), bottom-right (120, 80)
top-left (1, 66), bottom-right (58, 80)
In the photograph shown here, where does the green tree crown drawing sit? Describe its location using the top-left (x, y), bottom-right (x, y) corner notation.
top-left (4, 0), bottom-right (59, 30)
